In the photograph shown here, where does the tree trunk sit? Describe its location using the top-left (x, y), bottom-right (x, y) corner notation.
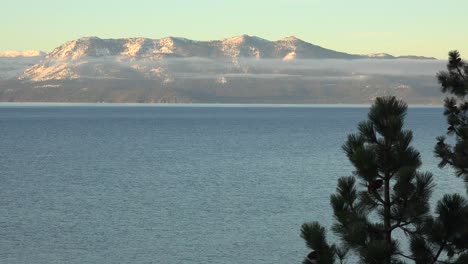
top-left (384, 173), bottom-right (391, 264)
top-left (384, 138), bottom-right (392, 264)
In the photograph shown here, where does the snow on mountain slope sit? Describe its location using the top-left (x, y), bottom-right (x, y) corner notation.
top-left (38, 35), bottom-right (369, 62)
top-left (18, 35), bottom-right (436, 81)
top-left (367, 53), bottom-right (395, 59)
top-left (275, 36), bottom-right (361, 59)
top-left (46, 36), bottom-right (216, 61)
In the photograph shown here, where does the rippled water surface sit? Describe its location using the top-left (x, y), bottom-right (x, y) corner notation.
top-left (0, 104), bottom-right (464, 264)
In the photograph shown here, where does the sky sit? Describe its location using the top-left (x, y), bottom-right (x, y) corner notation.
top-left (1, 0), bottom-right (467, 59)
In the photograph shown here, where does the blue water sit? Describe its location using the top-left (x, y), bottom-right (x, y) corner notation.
top-left (0, 104), bottom-right (465, 264)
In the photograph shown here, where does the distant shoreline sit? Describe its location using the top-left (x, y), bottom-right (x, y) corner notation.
top-left (0, 102), bottom-right (443, 108)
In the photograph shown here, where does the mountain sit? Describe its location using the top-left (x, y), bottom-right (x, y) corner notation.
top-left (365, 53), bottom-right (437, 60)
top-left (0, 35), bottom-right (443, 104)
top-left (36, 35), bottom-right (362, 61)
top-left (0, 50), bottom-right (45, 58)
top-left (22, 35), bottom-right (435, 63)
top-left (19, 35), bottom-right (435, 82)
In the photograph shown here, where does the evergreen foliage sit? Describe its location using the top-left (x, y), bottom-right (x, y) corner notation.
top-left (301, 96), bottom-right (436, 264)
top-left (301, 59), bottom-right (468, 264)
top-left (424, 50), bottom-right (468, 262)
top-left (435, 50), bottom-right (468, 188)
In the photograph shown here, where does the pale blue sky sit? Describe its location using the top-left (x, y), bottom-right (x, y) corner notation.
top-left (1, 0), bottom-right (466, 59)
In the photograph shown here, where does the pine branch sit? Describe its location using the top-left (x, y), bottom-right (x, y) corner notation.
top-left (396, 252), bottom-right (418, 261)
top-left (431, 240), bottom-right (447, 264)
top-left (400, 225), bottom-right (417, 236)
top-left (455, 65), bottom-right (467, 83)
top-left (435, 260), bottom-right (451, 264)
top-left (390, 220), bottom-right (413, 232)
top-left (372, 191), bottom-right (386, 206)
top-left (453, 126), bottom-right (465, 139)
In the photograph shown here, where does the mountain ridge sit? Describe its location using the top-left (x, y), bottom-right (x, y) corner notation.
top-left (38, 35), bottom-right (437, 61)
top-left (0, 35), bottom-right (443, 104)
top-left (19, 35), bottom-right (437, 81)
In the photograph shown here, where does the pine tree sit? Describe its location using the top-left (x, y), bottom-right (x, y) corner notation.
top-left (410, 50), bottom-right (468, 263)
top-left (301, 96), bottom-right (434, 264)
top-left (435, 50), bottom-right (468, 190)
top-left (300, 53), bottom-right (468, 263)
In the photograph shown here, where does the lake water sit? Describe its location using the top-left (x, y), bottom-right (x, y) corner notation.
top-left (0, 104), bottom-right (465, 264)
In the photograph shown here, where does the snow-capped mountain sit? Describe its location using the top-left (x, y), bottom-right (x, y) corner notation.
top-left (20, 35), bottom-right (435, 81)
top-left (366, 53), bottom-right (395, 59)
top-left (364, 53), bottom-right (436, 60)
top-left (0, 35), bottom-right (444, 104)
top-left (38, 35), bottom-right (362, 61)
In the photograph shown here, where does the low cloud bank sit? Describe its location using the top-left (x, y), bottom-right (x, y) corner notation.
top-left (21, 56), bottom-right (446, 82)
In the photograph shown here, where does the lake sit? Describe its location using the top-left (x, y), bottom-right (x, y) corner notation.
top-left (0, 104), bottom-right (464, 264)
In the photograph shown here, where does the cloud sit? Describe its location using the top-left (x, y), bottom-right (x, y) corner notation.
top-left (31, 56), bottom-right (446, 81)
top-left (229, 58), bottom-right (445, 76)
top-left (0, 50), bottom-right (45, 58)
